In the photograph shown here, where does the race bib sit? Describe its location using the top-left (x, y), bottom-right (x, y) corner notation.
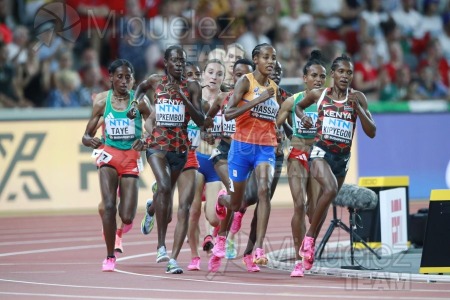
top-left (222, 118), bottom-right (236, 137)
top-left (294, 112), bottom-right (318, 136)
top-left (187, 119), bottom-right (200, 148)
top-left (97, 150), bottom-right (113, 164)
top-left (105, 118), bottom-right (136, 140)
top-left (211, 115), bottom-right (223, 137)
top-left (322, 116), bottom-right (353, 144)
top-left (155, 100), bottom-right (185, 127)
top-left (250, 97), bottom-right (279, 121)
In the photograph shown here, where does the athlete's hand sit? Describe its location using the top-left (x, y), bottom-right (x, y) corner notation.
top-left (258, 87), bottom-right (275, 103)
top-left (300, 115), bottom-right (313, 129)
top-left (348, 92), bottom-right (362, 112)
top-left (90, 137), bottom-right (102, 149)
top-left (132, 139), bottom-right (147, 151)
top-left (127, 101), bottom-right (138, 119)
top-left (167, 83), bottom-right (186, 100)
top-left (204, 116), bottom-right (214, 129)
top-left (276, 128), bottom-right (284, 143)
top-left (202, 129), bottom-right (215, 145)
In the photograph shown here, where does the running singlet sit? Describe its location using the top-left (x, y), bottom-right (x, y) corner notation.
top-left (221, 91), bottom-right (235, 138)
top-left (148, 76), bottom-right (191, 152)
top-left (103, 90), bottom-right (141, 150)
top-left (232, 73), bottom-right (279, 146)
top-left (292, 91), bottom-right (318, 139)
top-left (279, 87), bottom-right (292, 102)
top-left (315, 88), bottom-right (357, 154)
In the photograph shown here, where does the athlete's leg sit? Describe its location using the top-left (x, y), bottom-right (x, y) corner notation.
top-left (287, 159), bottom-right (307, 261)
top-left (187, 172), bottom-right (202, 260)
top-left (147, 152), bottom-right (180, 249)
top-left (171, 168), bottom-right (197, 260)
top-left (253, 162), bottom-right (274, 250)
top-left (98, 166), bottom-right (120, 257)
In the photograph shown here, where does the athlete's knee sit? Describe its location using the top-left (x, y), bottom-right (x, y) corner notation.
top-left (293, 199), bottom-right (305, 212)
top-left (121, 216), bottom-right (133, 225)
top-left (177, 201), bottom-right (191, 215)
top-left (156, 180), bottom-right (172, 196)
top-left (322, 184), bottom-right (338, 200)
top-left (189, 207), bottom-right (201, 221)
top-left (257, 184), bottom-right (271, 200)
top-left (103, 202), bottom-right (117, 215)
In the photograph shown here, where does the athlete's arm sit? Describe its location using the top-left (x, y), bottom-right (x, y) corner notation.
top-left (82, 94), bottom-right (106, 149)
top-left (225, 76), bottom-right (275, 121)
top-left (295, 88), bottom-right (323, 129)
top-left (127, 75), bottom-right (159, 119)
top-left (184, 79), bottom-right (207, 127)
top-left (206, 91), bottom-right (227, 119)
top-left (276, 95), bottom-right (294, 127)
top-left (349, 90), bottom-right (376, 138)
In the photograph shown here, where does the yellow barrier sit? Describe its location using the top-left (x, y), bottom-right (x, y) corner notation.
top-left (355, 176), bottom-right (410, 252)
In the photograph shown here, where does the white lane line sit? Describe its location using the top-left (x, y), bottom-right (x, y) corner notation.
top-left (0, 241), bottom-right (153, 257)
top-left (2, 230), bottom-right (447, 295)
top-left (0, 238), bottom-right (100, 246)
top-left (0, 292), bottom-right (184, 300)
top-left (0, 280), bottom-right (446, 299)
top-left (0, 245), bottom-right (105, 257)
top-left (10, 271), bottom-right (66, 274)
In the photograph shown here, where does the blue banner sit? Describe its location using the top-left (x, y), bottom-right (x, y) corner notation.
top-left (357, 113), bottom-right (450, 199)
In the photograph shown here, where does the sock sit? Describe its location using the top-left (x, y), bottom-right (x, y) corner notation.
top-left (107, 255), bottom-right (116, 259)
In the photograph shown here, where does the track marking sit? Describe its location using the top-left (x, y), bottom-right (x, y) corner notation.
top-left (0, 279), bottom-right (447, 299)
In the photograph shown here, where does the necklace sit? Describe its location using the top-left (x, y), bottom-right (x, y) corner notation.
top-left (113, 93), bottom-right (129, 101)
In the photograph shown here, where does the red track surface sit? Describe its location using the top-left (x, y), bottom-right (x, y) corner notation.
top-left (1, 201), bottom-right (448, 300)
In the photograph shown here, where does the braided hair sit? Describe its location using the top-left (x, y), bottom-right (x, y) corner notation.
top-left (303, 50), bottom-right (326, 75)
top-left (251, 43), bottom-right (273, 60)
top-left (330, 53), bottom-right (352, 72)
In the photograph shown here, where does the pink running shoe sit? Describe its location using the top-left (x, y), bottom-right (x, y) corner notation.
top-left (243, 254), bottom-right (260, 272)
top-left (187, 257), bottom-right (201, 271)
top-left (290, 261), bottom-right (304, 277)
top-left (208, 255), bottom-right (222, 272)
top-left (212, 236), bottom-right (226, 258)
top-left (102, 257), bottom-right (116, 272)
top-left (299, 236), bottom-right (315, 270)
top-left (122, 222), bottom-right (133, 234)
top-left (114, 234), bottom-right (123, 254)
top-left (230, 211), bottom-right (244, 234)
top-left (215, 189), bottom-right (227, 220)
top-left (253, 248), bottom-right (268, 265)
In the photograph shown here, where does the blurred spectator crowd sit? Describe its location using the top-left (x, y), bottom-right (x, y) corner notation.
top-left (1, 0), bottom-right (450, 108)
